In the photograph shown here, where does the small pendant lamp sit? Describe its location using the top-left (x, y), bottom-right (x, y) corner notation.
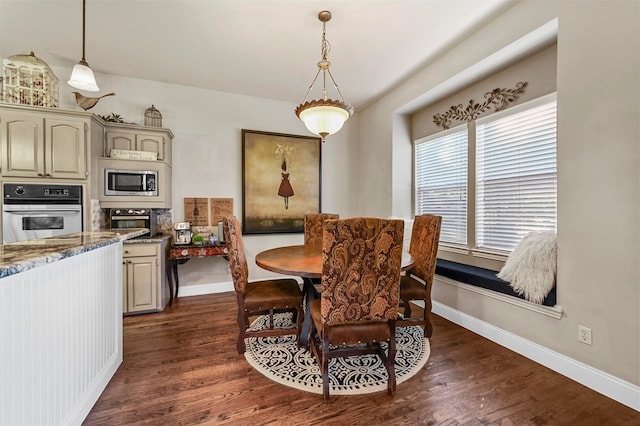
top-left (68, 0), bottom-right (100, 92)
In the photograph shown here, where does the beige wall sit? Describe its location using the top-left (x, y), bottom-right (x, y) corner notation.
top-left (357, 0), bottom-right (639, 386)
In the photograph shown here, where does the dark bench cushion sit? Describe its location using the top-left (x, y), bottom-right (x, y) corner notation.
top-left (435, 259), bottom-right (556, 306)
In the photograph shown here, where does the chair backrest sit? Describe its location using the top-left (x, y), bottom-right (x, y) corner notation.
top-left (304, 213), bottom-right (339, 246)
top-left (321, 217), bottom-right (404, 325)
top-left (223, 216), bottom-right (249, 293)
top-left (408, 214), bottom-right (442, 284)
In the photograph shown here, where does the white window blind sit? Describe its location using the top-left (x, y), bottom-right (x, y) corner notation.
top-left (476, 95), bottom-right (557, 251)
top-left (415, 126), bottom-right (468, 245)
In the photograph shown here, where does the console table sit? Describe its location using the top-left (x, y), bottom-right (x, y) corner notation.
top-left (167, 243), bottom-right (228, 302)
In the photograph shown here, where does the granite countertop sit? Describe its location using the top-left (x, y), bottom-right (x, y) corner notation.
top-left (123, 234), bottom-right (172, 244)
top-left (0, 229), bottom-right (149, 279)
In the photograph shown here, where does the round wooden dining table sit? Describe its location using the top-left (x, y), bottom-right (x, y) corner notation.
top-left (255, 244), bottom-right (414, 277)
top-left (255, 244), bottom-right (414, 345)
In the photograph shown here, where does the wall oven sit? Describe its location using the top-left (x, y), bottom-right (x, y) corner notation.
top-left (105, 168), bottom-right (158, 196)
top-left (2, 183), bottom-right (83, 244)
top-left (109, 208), bottom-right (158, 238)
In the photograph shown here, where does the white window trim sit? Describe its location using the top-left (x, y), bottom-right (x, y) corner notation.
top-left (435, 274), bottom-right (563, 319)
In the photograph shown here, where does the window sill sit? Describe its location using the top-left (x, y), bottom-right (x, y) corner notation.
top-left (439, 243), bottom-right (470, 255)
top-left (439, 244), bottom-right (509, 262)
top-left (471, 248), bottom-right (509, 262)
top-left (435, 274), bottom-right (563, 319)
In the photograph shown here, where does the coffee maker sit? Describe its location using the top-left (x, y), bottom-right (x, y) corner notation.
top-left (173, 222), bottom-right (192, 245)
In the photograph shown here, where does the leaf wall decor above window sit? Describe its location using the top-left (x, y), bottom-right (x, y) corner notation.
top-left (433, 81), bottom-right (528, 129)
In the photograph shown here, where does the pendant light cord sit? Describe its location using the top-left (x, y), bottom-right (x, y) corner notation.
top-left (81, 0), bottom-right (87, 61)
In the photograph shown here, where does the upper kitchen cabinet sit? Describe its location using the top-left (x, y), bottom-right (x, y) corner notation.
top-left (0, 105), bottom-right (91, 179)
top-left (101, 121), bottom-right (173, 166)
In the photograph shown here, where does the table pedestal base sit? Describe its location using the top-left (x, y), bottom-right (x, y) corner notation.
top-left (300, 278), bottom-right (321, 346)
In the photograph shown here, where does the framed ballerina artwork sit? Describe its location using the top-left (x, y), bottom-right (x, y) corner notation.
top-left (241, 129), bottom-right (321, 234)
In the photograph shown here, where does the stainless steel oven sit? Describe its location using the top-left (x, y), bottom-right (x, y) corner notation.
top-left (2, 183), bottom-right (83, 243)
top-left (109, 208), bottom-right (158, 238)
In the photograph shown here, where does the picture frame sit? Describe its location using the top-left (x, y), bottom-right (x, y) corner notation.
top-left (242, 129), bottom-right (321, 234)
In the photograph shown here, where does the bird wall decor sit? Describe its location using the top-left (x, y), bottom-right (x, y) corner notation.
top-left (72, 91), bottom-right (115, 110)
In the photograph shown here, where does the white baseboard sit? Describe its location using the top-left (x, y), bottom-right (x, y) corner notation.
top-left (177, 281), bottom-right (234, 297)
top-left (432, 301), bottom-right (640, 412)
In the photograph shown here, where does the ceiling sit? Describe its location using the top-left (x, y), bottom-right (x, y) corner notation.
top-left (0, 0), bottom-right (518, 111)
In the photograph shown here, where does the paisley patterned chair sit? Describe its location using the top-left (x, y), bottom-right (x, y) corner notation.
top-left (303, 213), bottom-right (339, 246)
top-left (308, 217), bottom-right (404, 401)
top-left (397, 214), bottom-right (442, 337)
top-left (304, 213), bottom-right (340, 291)
top-left (223, 216), bottom-right (303, 354)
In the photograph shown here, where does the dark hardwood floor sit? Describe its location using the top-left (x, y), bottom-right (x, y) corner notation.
top-left (84, 292), bottom-right (638, 425)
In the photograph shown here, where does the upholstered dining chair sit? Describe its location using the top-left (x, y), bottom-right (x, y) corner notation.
top-left (303, 213), bottom-right (339, 246)
top-left (308, 217), bottom-right (404, 401)
top-left (223, 216), bottom-right (304, 354)
top-left (396, 214), bottom-right (442, 338)
top-left (304, 213), bottom-right (339, 291)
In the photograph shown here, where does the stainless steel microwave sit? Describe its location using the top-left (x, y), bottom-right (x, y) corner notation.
top-left (104, 168), bottom-right (158, 196)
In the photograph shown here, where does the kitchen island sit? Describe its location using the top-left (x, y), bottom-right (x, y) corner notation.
top-left (0, 229), bottom-right (147, 426)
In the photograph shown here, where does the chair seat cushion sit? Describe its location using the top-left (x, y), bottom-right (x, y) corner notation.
top-left (400, 275), bottom-right (425, 300)
top-left (310, 299), bottom-right (391, 345)
top-left (244, 279), bottom-right (302, 311)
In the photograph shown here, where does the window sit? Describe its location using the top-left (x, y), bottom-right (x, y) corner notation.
top-left (415, 93), bottom-right (557, 255)
top-left (415, 125), bottom-right (468, 245)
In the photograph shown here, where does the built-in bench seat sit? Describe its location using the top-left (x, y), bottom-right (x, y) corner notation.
top-left (435, 259), bottom-right (557, 306)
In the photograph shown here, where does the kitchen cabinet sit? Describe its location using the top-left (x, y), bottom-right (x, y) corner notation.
top-left (0, 107), bottom-right (89, 179)
top-left (122, 239), bottom-right (169, 315)
top-left (103, 122), bottom-right (173, 166)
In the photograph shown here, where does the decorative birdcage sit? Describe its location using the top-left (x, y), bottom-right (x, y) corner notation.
top-left (144, 104), bottom-right (162, 127)
top-left (2, 51), bottom-right (59, 107)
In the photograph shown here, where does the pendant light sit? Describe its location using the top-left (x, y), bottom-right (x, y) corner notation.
top-left (295, 11), bottom-right (353, 142)
top-left (68, 0), bottom-right (100, 92)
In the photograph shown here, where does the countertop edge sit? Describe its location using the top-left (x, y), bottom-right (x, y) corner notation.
top-left (0, 229), bottom-right (149, 279)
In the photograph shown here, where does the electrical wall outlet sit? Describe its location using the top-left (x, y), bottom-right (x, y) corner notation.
top-left (578, 325), bottom-right (592, 345)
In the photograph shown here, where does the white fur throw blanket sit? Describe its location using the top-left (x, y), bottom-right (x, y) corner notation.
top-left (497, 231), bottom-right (557, 304)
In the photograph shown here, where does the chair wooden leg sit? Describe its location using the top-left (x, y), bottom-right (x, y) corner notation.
top-left (237, 309), bottom-right (248, 354)
top-left (295, 307), bottom-right (303, 347)
top-left (322, 338), bottom-right (330, 402)
top-left (424, 298), bottom-right (433, 338)
top-left (387, 322), bottom-right (397, 395)
top-left (424, 316), bottom-right (433, 338)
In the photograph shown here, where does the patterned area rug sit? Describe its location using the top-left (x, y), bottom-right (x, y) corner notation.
top-left (244, 313), bottom-right (430, 395)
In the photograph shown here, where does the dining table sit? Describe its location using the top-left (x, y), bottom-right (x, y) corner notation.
top-left (255, 244), bottom-right (414, 346)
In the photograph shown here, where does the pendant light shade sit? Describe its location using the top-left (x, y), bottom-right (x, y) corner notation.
top-left (295, 11), bottom-right (353, 142)
top-left (68, 60), bottom-right (99, 92)
top-left (297, 101), bottom-right (351, 137)
top-left (68, 0), bottom-right (100, 92)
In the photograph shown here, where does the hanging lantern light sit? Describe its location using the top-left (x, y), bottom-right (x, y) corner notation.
top-left (295, 11), bottom-right (353, 142)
